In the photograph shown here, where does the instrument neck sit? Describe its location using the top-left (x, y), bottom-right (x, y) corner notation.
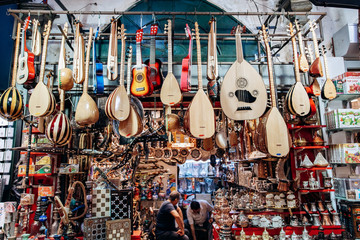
top-left (20, 28), bottom-right (25, 57)
top-left (196, 35), bottom-right (202, 90)
top-left (188, 37), bottom-right (193, 64)
top-left (323, 53), bottom-right (330, 80)
top-left (297, 31), bottom-right (305, 56)
top-left (60, 89), bottom-right (65, 112)
top-left (150, 36), bottom-right (156, 65)
top-left (59, 29), bottom-right (66, 70)
top-left (127, 51), bottom-right (132, 95)
top-left (168, 30), bottom-right (172, 73)
top-left (291, 35), bottom-right (301, 83)
top-left (136, 42), bottom-right (142, 67)
top-left (119, 38), bottom-right (126, 86)
top-left (311, 28), bottom-right (320, 58)
top-left (266, 43), bottom-right (277, 108)
top-left (39, 21), bottom-right (52, 84)
top-left (12, 23), bottom-right (21, 87)
top-left (235, 30), bottom-right (244, 63)
top-left (83, 28), bottom-right (93, 94)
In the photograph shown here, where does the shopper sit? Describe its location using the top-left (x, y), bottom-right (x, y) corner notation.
top-left (155, 191), bottom-right (190, 240)
top-left (185, 200), bottom-right (214, 240)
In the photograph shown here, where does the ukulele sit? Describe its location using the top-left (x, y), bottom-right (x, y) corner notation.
top-left (73, 20), bottom-right (85, 84)
top-left (207, 17), bottom-right (218, 81)
top-left (0, 23), bottom-right (23, 121)
top-left (131, 29), bottom-right (153, 97)
top-left (105, 24), bottom-right (131, 121)
top-left (305, 46), bottom-right (321, 96)
top-left (320, 46), bottom-right (337, 100)
top-left (75, 27), bottom-right (99, 126)
top-left (160, 19), bottom-right (182, 106)
top-left (29, 20), bottom-right (54, 118)
top-left (308, 20), bottom-right (323, 78)
top-left (220, 25), bottom-right (267, 120)
top-left (184, 22), bottom-right (215, 139)
top-left (180, 24), bottom-right (193, 92)
top-left (107, 18), bottom-right (118, 81)
top-left (119, 46), bottom-right (143, 137)
top-left (58, 22), bottom-right (74, 91)
top-left (258, 25), bottom-right (290, 157)
top-left (93, 26), bottom-right (104, 94)
top-left (294, 20), bottom-right (309, 73)
top-left (31, 18), bottom-right (41, 56)
top-left (285, 22), bottom-right (310, 117)
top-left (145, 23), bottom-right (163, 90)
top-left (17, 16), bottom-right (35, 85)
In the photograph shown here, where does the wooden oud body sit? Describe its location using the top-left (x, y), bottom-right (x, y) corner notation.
top-left (321, 79), bottom-right (337, 100)
top-left (75, 93), bottom-right (99, 126)
top-left (287, 82), bottom-right (311, 116)
top-left (111, 85), bottom-right (130, 121)
top-left (160, 72), bottom-right (182, 106)
top-left (309, 57), bottom-right (323, 78)
top-left (0, 87), bottom-right (23, 121)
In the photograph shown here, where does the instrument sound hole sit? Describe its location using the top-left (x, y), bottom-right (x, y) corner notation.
top-left (136, 74), bottom-right (143, 83)
top-left (236, 78), bottom-right (248, 88)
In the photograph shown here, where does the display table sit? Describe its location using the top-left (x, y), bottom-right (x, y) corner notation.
top-left (212, 224), bottom-right (344, 239)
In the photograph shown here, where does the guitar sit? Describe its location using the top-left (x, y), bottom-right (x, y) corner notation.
top-left (220, 25), bottom-right (267, 120)
top-left (184, 22), bottom-right (215, 139)
top-left (73, 20), bottom-right (85, 84)
top-left (29, 20), bottom-right (54, 117)
top-left (17, 16), bottom-right (35, 85)
top-left (75, 27), bottom-right (99, 126)
top-left (285, 22), bottom-right (310, 117)
top-left (257, 25), bottom-right (290, 157)
top-left (305, 46), bottom-right (321, 96)
top-left (320, 46), bottom-right (337, 100)
top-left (107, 18), bottom-right (118, 81)
top-left (294, 20), bottom-right (309, 73)
top-left (308, 20), bottom-right (323, 78)
top-left (31, 18), bottom-right (41, 56)
top-left (0, 23), bottom-right (23, 121)
top-left (93, 26), bottom-right (104, 94)
top-left (145, 23), bottom-right (163, 90)
top-left (207, 17), bottom-right (218, 81)
top-left (58, 22), bottom-right (74, 91)
top-left (180, 24), bottom-right (193, 92)
top-left (160, 19), bottom-right (182, 106)
top-left (131, 29), bottom-right (153, 97)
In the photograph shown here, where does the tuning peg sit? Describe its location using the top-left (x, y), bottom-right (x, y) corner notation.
top-left (164, 31), bottom-right (167, 34)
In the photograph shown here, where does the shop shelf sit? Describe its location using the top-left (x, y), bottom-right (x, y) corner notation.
top-left (22, 128), bottom-right (42, 134)
top-left (288, 125), bottom-right (327, 131)
top-left (20, 151), bottom-right (49, 155)
top-left (298, 189), bottom-right (335, 193)
top-left (327, 127), bottom-right (360, 133)
top-left (292, 146), bottom-right (329, 150)
top-left (295, 167), bottom-right (332, 171)
top-left (332, 94), bottom-right (360, 102)
top-left (335, 196), bottom-right (360, 202)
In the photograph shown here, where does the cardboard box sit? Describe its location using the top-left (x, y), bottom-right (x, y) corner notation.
top-left (344, 143), bottom-right (360, 163)
top-left (333, 72), bottom-right (360, 94)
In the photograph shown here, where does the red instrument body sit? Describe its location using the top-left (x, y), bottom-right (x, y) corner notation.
top-left (304, 86), bottom-right (317, 117)
top-left (23, 16), bottom-right (35, 82)
top-left (180, 24), bottom-right (192, 92)
top-left (145, 24), bottom-right (163, 90)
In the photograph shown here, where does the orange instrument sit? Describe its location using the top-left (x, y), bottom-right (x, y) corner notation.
top-left (145, 24), bottom-right (163, 90)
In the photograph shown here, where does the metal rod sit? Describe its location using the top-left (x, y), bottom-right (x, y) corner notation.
top-left (7, 9), bottom-right (327, 16)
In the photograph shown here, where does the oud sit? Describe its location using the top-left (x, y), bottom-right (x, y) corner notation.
top-left (321, 46), bottom-right (337, 100)
top-left (295, 20), bottom-right (309, 73)
top-left (73, 21), bottom-right (85, 84)
top-left (308, 20), bottom-right (323, 78)
top-left (207, 17), bottom-right (218, 81)
top-left (107, 18), bottom-right (118, 81)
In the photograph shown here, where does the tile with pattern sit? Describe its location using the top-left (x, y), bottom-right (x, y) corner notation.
top-left (106, 219), bottom-right (131, 240)
top-left (92, 188), bottom-right (111, 218)
top-left (83, 216), bottom-right (110, 240)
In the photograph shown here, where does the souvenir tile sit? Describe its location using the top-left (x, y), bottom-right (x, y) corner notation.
top-left (92, 189), bottom-right (110, 217)
top-left (110, 189), bottom-right (132, 221)
top-left (83, 216), bottom-right (110, 240)
top-left (106, 219), bottom-right (131, 240)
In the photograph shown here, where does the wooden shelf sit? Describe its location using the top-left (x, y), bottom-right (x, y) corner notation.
top-left (292, 146), bottom-right (329, 150)
top-left (299, 189), bottom-right (335, 193)
top-left (295, 167), bottom-right (332, 171)
top-left (288, 125), bottom-right (327, 131)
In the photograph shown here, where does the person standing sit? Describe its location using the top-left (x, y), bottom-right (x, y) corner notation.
top-left (155, 191), bottom-right (189, 240)
top-left (185, 200), bottom-right (214, 240)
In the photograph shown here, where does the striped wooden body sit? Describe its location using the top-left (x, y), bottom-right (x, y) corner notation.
top-left (0, 87), bottom-right (23, 121)
top-left (46, 112), bottom-right (72, 146)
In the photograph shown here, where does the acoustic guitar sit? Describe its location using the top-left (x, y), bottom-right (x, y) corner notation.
top-left (308, 20), bottom-right (323, 78)
top-left (58, 22), bottom-right (74, 91)
top-left (294, 20), bottom-right (309, 73)
top-left (180, 24), bottom-right (193, 92)
top-left (145, 23), bottom-right (163, 90)
top-left (257, 25), bottom-right (290, 157)
top-left (73, 20), bottom-right (85, 84)
top-left (119, 46), bottom-right (143, 137)
top-left (93, 26), bottom-right (104, 94)
top-left (107, 18), bottom-right (118, 81)
top-left (220, 25), bottom-right (267, 120)
top-left (75, 27), bottom-right (99, 126)
top-left (17, 16), bottom-right (35, 85)
top-left (105, 24), bottom-right (131, 121)
top-left (160, 19), bottom-right (182, 106)
top-left (31, 18), bottom-right (41, 56)
top-left (184, 22), bottom-right (215, 139)
top-left (285, 22), bottom-right (310, 117)
top-left (207, 17), bottom-right (218, 81)
top-left (320, 46), bottom-right (337, 100)
top-left (0, 23), bottom-right (23, 121)
top-left (29, 20), bottom-right (54, 118)
top-left (131, 29), bottom-right (153, 97)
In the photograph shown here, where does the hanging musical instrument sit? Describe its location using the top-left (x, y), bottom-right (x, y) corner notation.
top-left (93, 25), bottom-right (104, 94)
top-left (0, 23), bottom-right (23, 121)
top-left (31, 18), bottom-right (41, 56)
top-left (105, 24), bottom-right (130, 121)
top-left (73, 20), bottom-right (85, 84)
top-left (107, 18), bottom-right (118, 81)
top-left (119, 46), bottom-right (143, 137)
top-left (160, 19), bottom-right (182, 106)
top-left (320, 46), bottom-right (337, 100)
top-left (29, 20), bottom-right (54, 118)
top-left (220, 25), bottom-right (267, 120)
top-left (305, 46), bottom-right (321, 96)
top-left (131, 29), bottom-right (153, 97)
top-left (58, 22), bottom-right (74, 91)
top-left (75, 27), bottom-right (99, 126)
top-left (145, 23), bottom-right (163, 90)
top-left (17, 16), bottom-right (35, 85)
top-left (180, 24), bottom-right (193, 92)
top-left (285, 22), bottom-right (310, 117)
top-left (207, 17), bottom-right (218, 81)
top-left (257, 25), bottom-right (290, 157)
top-left (308, 20), bottom-right (323, 78)
top-left (294, 20), bottom-right (309, 73)
top-left (184, 22), bottom-right (215, 139)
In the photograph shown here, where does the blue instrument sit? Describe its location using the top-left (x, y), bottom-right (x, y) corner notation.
top-left (93, 26), bottom-right (104, 94)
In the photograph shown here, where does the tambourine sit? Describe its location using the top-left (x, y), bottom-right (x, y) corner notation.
top-left (179, 148), bottom-right (189, 158)
top-left (171, 148), bottom-right (179, 158)
top-left (154, 148), bottom-right (164, 159)
top-left (190, 148), bottom-right (202, 161)
top-left (163, 147), bottom-right (173, 160)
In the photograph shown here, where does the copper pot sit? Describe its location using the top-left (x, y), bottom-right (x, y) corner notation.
top-left (166, 113), bottom-right (180, 132)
